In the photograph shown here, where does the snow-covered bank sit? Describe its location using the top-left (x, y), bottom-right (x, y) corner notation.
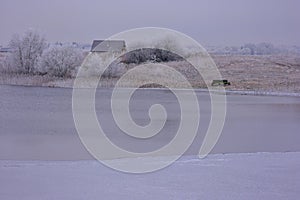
top-left (1, 152), bottom-right (299, 200)
top-left (195, 88), bottom-right (300, 97)
top-left (2, 54), bottom-right (300, 94)
top-left (1, 81), bottom-right (300, 98)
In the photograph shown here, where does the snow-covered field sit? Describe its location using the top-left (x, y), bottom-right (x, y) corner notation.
top-left (1, 153), bottom-right (299, 200)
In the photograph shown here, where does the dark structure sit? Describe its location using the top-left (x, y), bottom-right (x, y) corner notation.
top-left (90, 40), bottom-right (126, 53)
top-left (0, 47), bottom-right (13, 53)
top-left (211, 80), bottom-right (231, 86)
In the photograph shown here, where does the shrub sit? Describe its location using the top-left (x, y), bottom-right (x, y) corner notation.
top-left (121, 48), bottom-right (182, 64)
top-left (37, 46), bottom-right (84, 77)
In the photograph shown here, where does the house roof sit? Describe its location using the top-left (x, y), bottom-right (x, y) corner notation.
top-left (0, 47), bottom-right (13, 53)
top-left (91, 40), bottom-right (126, 52)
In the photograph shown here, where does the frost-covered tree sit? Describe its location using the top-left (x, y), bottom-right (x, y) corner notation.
top-left (256, 43), bottom-right (276, 55)
top-left (243, 43), bottom-right (256, 55)
top-left (241, 43), bottom-right (277, 55)
top-left (38, 46), bottom-right (84, 77)
top-left (9, 30), bottom-right (47, 74)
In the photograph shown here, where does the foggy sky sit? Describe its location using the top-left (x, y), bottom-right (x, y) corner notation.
top-left (1, 0), bottom-right (300, 46)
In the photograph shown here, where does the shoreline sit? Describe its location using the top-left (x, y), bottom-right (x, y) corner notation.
top-left (1, 82), bottom-right (300, 97)
top-left (1, 151), bottom-right (299, 162)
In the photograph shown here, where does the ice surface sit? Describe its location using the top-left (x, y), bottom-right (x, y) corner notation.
top-left (0, 152), bottom-right (299, 200)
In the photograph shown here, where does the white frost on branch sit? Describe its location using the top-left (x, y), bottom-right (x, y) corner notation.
top-left (37, 46), bottom-right (84, 77)
top-left (8, 30), bottom-right (47, 74)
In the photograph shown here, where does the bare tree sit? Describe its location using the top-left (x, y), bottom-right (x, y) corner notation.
top-left (9, 30), bottom-right (47, 74)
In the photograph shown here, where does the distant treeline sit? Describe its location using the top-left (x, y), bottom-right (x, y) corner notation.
top-left (207, 43), bottom-right (300, 55)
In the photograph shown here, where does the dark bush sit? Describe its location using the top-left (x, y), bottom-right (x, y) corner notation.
top-left (121, 48), bottom-right (182, 64)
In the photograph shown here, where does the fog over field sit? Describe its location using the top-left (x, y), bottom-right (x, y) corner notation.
top-left (1, 0), bottom-right (300, 46)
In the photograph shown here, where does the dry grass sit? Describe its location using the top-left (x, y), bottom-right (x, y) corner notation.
top-left (1, 54), bottom-right (300, 93)
top-left (0, 72), bottom-right (74, 88)
top-left (213, 55), bottom-right (300, 93)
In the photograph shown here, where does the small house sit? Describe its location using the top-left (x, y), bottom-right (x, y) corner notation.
top-left (90, 40), bottom-right (126, 53)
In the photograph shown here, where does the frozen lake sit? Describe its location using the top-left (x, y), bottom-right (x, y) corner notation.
top-left (0, 85), bottom-right (299, 160)
top-left (0, 85), bottom-right (299, 199)
top-left (0, 152), bottom-right (299, 200)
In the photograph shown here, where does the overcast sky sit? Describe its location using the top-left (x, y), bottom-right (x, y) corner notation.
top-left (1, 0), bottom-right (300, 46)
